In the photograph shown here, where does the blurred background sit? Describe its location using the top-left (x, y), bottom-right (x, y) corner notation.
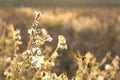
top-left (0, 0), bottom-right (120, 7)
top-left (0, 0), bottom-right (120, 79)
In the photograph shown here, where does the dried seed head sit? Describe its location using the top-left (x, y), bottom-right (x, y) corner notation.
top-left (34, 11), bottom-right (42, 20)
top-left (58, 35), bottom-right (67, 50)
top-left (41, 28), bottom-right (48, 36)
top-left (58, 35), bottom-right (66, 44)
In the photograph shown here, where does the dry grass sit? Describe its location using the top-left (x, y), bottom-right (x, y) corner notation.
top-left (0, 7), bottom-right (120, 80)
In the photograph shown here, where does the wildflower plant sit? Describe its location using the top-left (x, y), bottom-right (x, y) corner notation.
top-left (17, 11), bottom-right (68, 80)
top-left (72, 52), bottom-right (120, 80)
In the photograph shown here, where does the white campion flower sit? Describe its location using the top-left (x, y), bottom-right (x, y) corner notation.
top-left (32, 47), bottom-right (41, 55)
top-left (46, 34), bottom-right (53, 42)
top-left (31, 55), bottom-right (44, 67)
top-left (40, 28), bottom-right (53, 42)
top-left (28, 28), bottom-right (35, 35)
top-left (23, 47), bottom-right (41, 55)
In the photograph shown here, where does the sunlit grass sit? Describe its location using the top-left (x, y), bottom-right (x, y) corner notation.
top-left (0, 7), bottom-right (120, 80)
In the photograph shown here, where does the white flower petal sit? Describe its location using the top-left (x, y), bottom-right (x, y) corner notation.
top-left (28, 28), bottom-right (35, 35)
top-left (31, 56), bottom-right (44, 67)
top-left (46, 34), bottom-right (53, 42)
top-left (32, 47), bottom-right (41, 55)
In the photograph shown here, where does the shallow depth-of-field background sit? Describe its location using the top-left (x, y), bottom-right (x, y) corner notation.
top-left (0, 0), bottom-right (120, 80)
top-left (1, 8), bottom-right (120, 57)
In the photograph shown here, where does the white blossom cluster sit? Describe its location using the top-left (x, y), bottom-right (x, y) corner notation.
top-left (23, 47), bottom-right (41, 55)
top-left (21, 11), bottom-right (67, 70)
top-left (28, 28), bottom-right (53, 42)
top-left (23, 47), bottom-right (44, 68)
top-left (31, 55), bottom-right (44, 68)
top-left (23, 11), bottom-right (53, 68)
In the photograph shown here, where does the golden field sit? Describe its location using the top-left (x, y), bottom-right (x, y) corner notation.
top-left (0, 7), bottom-right (120, 80)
